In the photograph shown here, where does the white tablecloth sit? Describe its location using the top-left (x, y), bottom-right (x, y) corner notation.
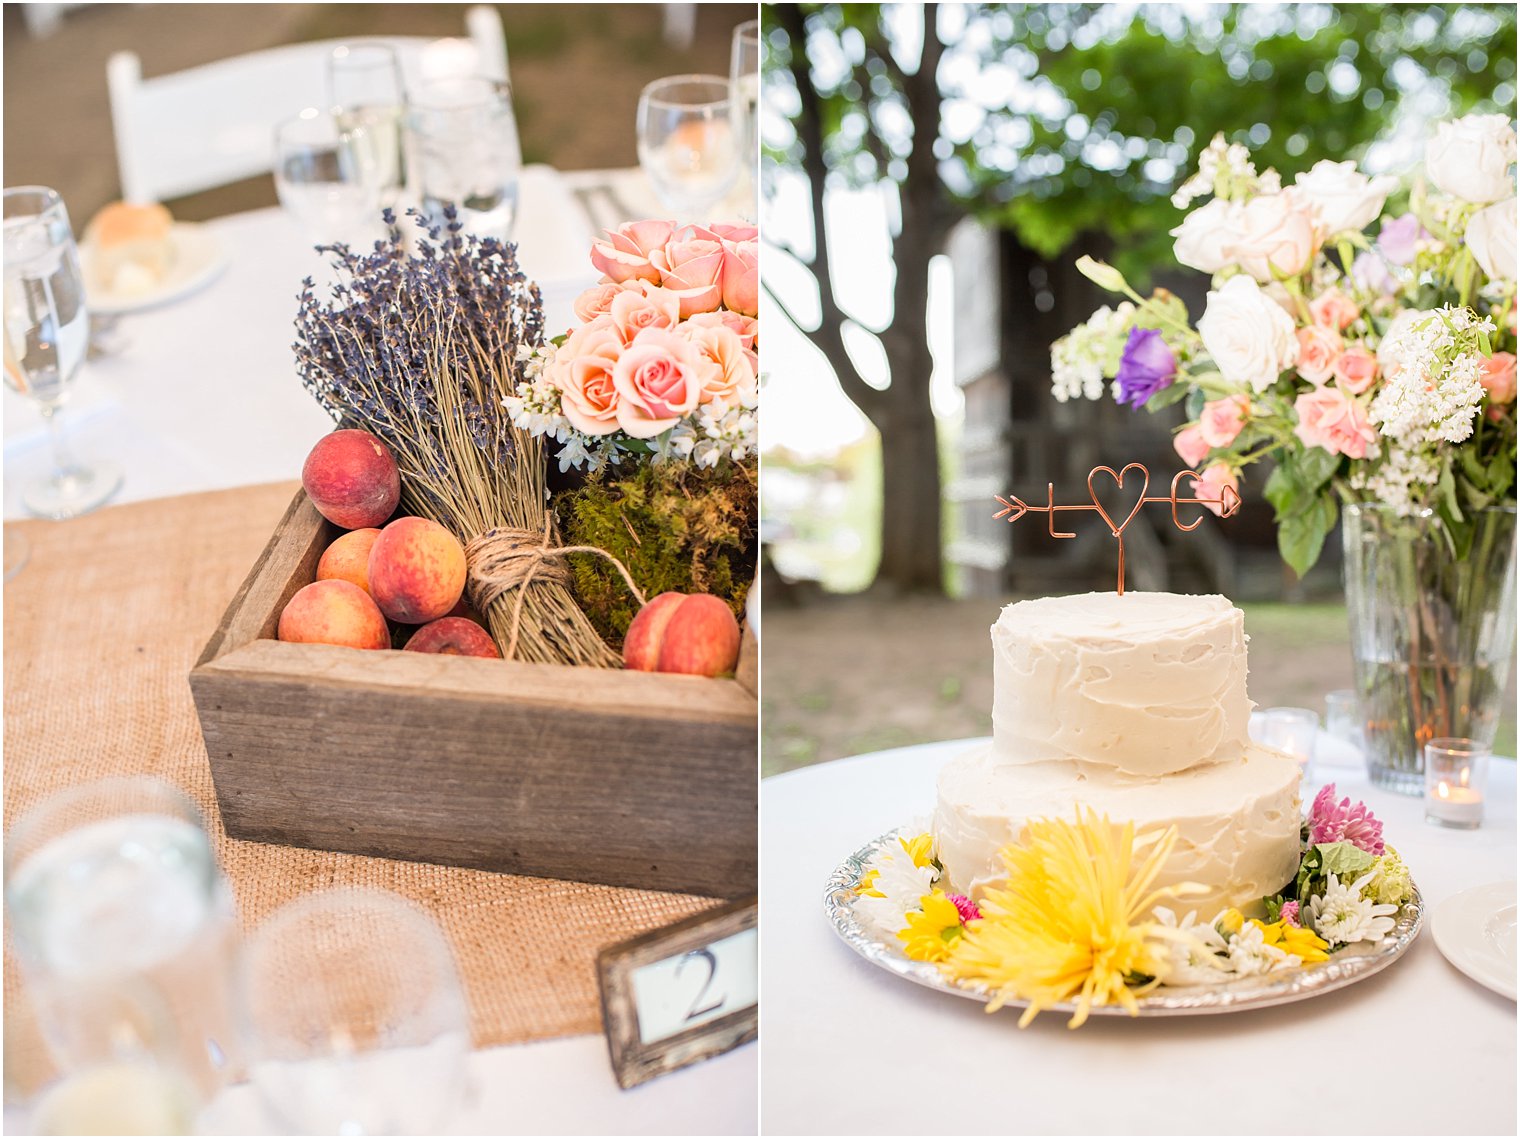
top-left (760, 738), bottom-right (1517, 1136)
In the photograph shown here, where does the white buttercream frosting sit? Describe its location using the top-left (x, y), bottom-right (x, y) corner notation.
top-left (991, 591), bottom-right (1253, 778)
top-left (933, 744), bottom-right (1303, 918)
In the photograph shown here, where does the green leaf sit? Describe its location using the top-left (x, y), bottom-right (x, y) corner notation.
top-left (1316, 841), bottom-right (1378, 881)
top-left (1298, 446), bottom-right (1340, 492)
top-left (1276, 490), bottom-right (1337, 578)
top-left (1263, 460), bottom-right (1304, 521)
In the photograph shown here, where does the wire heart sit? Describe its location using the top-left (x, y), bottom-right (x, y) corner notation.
top-left (1087, 463), bottom-right (1150, 537)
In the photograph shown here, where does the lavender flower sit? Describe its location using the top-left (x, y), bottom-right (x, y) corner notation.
top-left (1114, 327), bottom-right (1177, 408)
top-left (1378, 213), bottom-right (1429, 266)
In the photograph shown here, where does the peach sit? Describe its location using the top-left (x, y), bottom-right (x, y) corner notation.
top-left (623, 592), bottom-right (741, 677)
top-left (302, 429), bottom-right (400, 529)
top-left (316, 528), bottom-right (381, 594)
top-left (367, 516), bottom-right (468, 624)
top-left (277, 579), bottom-right (389, 650)
top-left (404, 617), bottom-right (501, 658)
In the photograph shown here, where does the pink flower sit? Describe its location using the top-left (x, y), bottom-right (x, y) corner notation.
top-left (1333, 345), bottom-right (1379, 395)
top-left (721, 238), bottom-right (759, 316)
top-left (1196, 463), bottom-right (1240, 517)
top-left (611, 327), bottom-right (713, 437)
top-left (681, 322), bottom-right (756, 404)
top-left (687, 309), bottom-right (759, 376)
top-left (590, 220), bottom-right (675, 285)
top-left (1279, 900), bottom-right (1301, 927)
top-left (1295, 325), bottom-right (1343, 386)
top-left (1309, 289), bottom-right (1360, 331)
top-left (1308, 783), bottom-right (1386, 855)
top-left (1173, 423), bottom-right (1211, 468)
top-left (1480, 351), bottom-right (1517, 405)
top-left (651, 229), bottom-right (726, 316)
top-left (1199, 394), bottom-right (1250, 448)
top-left (947, 894), bottom-right (981, 924)
top-left (707, 222), bottom-right (758, 242)
top-left (1293, 386), bottom-right (1376, 459)
top-left (549, 320), bottom-right (624, 436)
top-left (607, 283), bottom-right (681, 342)
top-left (572, 281), bottom-right (624, 323)
top-left (1219, 189), bottom-right (1325, 282)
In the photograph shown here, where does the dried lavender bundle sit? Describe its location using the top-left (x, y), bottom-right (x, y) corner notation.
top-left (293, 210), bottom-right (620, 668)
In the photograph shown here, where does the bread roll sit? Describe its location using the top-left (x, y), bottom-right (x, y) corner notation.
top-left (84, 201), bottom-right (175, 295)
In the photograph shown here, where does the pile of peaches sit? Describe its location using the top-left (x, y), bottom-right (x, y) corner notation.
top-left (280, 429), bottom-right (743, 677)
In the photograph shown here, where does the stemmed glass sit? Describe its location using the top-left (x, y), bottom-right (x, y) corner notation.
top-left (730, 21), bottom-right (761, 195)
top-left (3, 186), bottom-right (122, 519)
top-left (328, 43), bottom-right (407, 210)
top-left (273, 109), bottom-right (384, 248)
top-left (405, 77), bottom-right (523, 241)
top-left (238, 887), bottom-right (471, 1134)
top-left (637, 75), bottom-right (742, 218)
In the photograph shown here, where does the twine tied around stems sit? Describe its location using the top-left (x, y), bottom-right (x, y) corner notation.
top-left (465, 517), bottom-right (647, 661)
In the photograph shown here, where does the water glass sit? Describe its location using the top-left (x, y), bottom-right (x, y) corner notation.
top-left (1424, 737), bottom-right (1489, 829)
top-left (4, 777), bottom-right (240, 1130)
top-left (1249, 707), bottom-right (1319, 772)
top-left (3, 186), bottom-right (122, 519)
top-left (406, 77), bottom-right (522, 241)
top-left (637, 74), bottom-right (741, 216)
top-left (328, 43), bottom-right (407, 210)
top-left (1323, 689), bottom-right (1363, 747)
top-left (239, 887), bottom-right (471, 1134)
top-left (273, 109), bottom-right (385, 247)
top-left (730, 20), bottom-right (761, 192)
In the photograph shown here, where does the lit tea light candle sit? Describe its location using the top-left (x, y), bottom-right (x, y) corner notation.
top-left (1424, 739), bottom-right (1489, 830)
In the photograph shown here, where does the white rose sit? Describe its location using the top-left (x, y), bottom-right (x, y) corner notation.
top-left (1171, 198), bottom-right (1240, 275)
top-left (1466, 198), bottom-right (1517, 282)
top-left (1218, 190), bottom-right (1325, 282)
top-left (1425, 113), bottom-right (1517, 205)
top-left (1292, 160), bottom-right (1398, 236)
top-left (1198, 275), bottom-right (1301, 392)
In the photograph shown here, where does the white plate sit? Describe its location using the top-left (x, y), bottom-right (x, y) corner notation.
top-left (1431, 880), bottom-right (1518, 1000)
top-left (80, 222), bottom-right (228, 314)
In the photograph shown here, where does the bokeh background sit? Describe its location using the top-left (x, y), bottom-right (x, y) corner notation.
top-left (759, 2), bottom-right (1518, 774)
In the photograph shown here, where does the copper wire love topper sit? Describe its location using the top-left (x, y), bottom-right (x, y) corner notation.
top-left (993, 463), bottom-right (1241, 596)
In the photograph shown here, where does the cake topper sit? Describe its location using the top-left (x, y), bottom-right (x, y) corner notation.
top-left (993, 463), bottom-right (1241, 596)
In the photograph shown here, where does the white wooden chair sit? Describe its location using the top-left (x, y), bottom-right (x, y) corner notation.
top-left (106, 6), bottom-right (509, 204)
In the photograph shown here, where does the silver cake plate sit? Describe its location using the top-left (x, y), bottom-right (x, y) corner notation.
top-left (825, 828), bottom-right (1424, 1018)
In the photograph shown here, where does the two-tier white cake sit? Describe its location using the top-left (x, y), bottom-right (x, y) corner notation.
top-left (933, 591), bottom-right (1303, 917)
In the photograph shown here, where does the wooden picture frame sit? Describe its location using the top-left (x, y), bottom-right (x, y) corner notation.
top-left (597, 896), bottom-right (758, 1090)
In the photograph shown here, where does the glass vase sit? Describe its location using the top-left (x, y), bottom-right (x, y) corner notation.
top-left (1341, 504), bottom-right (1517, 795)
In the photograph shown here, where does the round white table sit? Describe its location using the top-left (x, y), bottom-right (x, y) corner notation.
top-left (760, 738), bottom-right (1517, 1136)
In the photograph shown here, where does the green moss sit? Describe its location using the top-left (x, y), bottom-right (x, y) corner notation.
top-left (554, 460), bottom-right (757, 647)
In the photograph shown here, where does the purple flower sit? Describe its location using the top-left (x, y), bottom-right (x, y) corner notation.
top-left (1279, 900), bottom-right (1301, 927)
top-left (1308, 783), bottom-right (1386, 856)
top-left (1377, 213), bottom-right (1428, 266)
top-left (1351, 251), bottom-right (1397, 296)
top-left (1115, 327), bottom-right (1177, 408)
top-left (947, 893), bottom-right (982, 924)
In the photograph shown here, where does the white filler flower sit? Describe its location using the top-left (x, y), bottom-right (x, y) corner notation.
top-left (1310, 871), bottom-right (1399, 946)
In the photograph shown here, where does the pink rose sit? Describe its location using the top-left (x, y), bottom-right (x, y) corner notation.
top-left (1295, 325), bottom-right (1343, 386)
top-left (1196, 463), bottom-right (1241, 517)
top-left (590, 220), bottom-right (676, 285)
top-left (608, 283), bottom-right (681, 342)
top-left (682, 323), bottom-right (756, 404)
top-left (1199, 394), bottom-right (1250, 448)
top-left (1333, 346), bottom-right (1379, 395)
top-left (549, 320), bottom-right (624, 436)
top-left (1481, 351), bottom-right (1518, 404)
top-left (687, 309), bottom-right (759, 376)
top-left (1220, 189), bottom-right (1325, 282)
top-left (1174, 424), bottom-right (1211, 468)
top-left (721, 239), bottom-right (759, 316)
top-left (1309, 289), bottom-right (1360, 331)
top-left (1293, 386), bottom-right (1376, 460)
top-left (611, 327), bottom-right (714, 437)
top-left (651, 232), bottom-right (726, 316)
top-left (572, 281), bottom-right (625, 323)
top-left (708, 222), bottom-right (758, 242)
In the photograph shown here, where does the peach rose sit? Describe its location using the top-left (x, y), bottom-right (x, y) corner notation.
top-left (1293, 386), bottom-right (1376, 459)
top-left (682, 323), bottom-right (756, 404)
top-left (651, 231), bottom-right (726, 316)
top-left (608, 283), bottom-right (681, 342)
top-left (1295, 326), bottom-right (1342, 385)
top-left (612, 327), bottom-right (714, 437)
top-left (550, 320), bottom-right (624, 436)
top-left (687, 310), bottom-right (759, 375)
top-left (1196, 463), bottom-right (1241, 518)
top-left (1481, 351), bottom-right (1518, 404)
top-left (572, 281), bottom-right (624, 323)
top-left (590, 220), bottom-right (676, 285)
top-left (1333, 345), bottom-right (1379, 395)
top-left (1199, 394), bottom-right (1250, 448)
top-left (708, 222), bottom-right (759, 242)
top-left (721, 238), bottom-right (759, 316)
top-left (1220, 189), bottom-right (1325, 282)
top-left (1174, 424), bottom-right (1211, 468)
top-left (1309, 289), bottom-right (1360, 331)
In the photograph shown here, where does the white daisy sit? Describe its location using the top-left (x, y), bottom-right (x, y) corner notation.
top-left (1152, 906), bottom-right (1233, 986)
top-left (1225, 921), bottom-right (1299, 976)
top-left (1310, 871), bottom-right (1399, 946)
top-left (854, 845), bottom-right (936, 939)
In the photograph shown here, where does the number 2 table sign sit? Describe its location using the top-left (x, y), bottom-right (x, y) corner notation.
top-left (597, 896), bottom-right (757, 1090)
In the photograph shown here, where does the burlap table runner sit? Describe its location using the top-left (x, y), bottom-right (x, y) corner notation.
top-left (3, 482), bottom-right (720, 1088)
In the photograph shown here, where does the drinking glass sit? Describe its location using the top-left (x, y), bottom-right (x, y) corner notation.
top-left (405, 77), bottom-right (522, 241)
top-left (3, 186), bottom-right (122, 519)
top-left (328, 43), bottom-right (407, 210)
top-left (4, 777), bottom-right (240, 1131)
top-left (637, 75), bottom-right (741, 216)
top-left (239, 887), bottom-right (471, 1134)
top-left (730, 21), bottom-right (761, 191)
top-left (273, 109), bottom-right (384, 248)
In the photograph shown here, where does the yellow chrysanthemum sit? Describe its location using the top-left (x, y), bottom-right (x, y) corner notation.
top-left (897, 890), bottom-right (965, 963)
top-left (899, 833), bottom-right (936, 869)
top-left (854, 868), bottom-right (882, 897)
top-left (1252, 918), bottom-right (1331, 963)
top-left (940, 809), bottom-right (1205, 1029)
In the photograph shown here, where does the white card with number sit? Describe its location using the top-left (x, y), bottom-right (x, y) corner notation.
top-left (629, 926), bottom-right (758, 1045)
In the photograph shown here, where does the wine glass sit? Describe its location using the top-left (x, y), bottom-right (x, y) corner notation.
top-left (730, 21), bottom-right (761, 194)
top-left (637, 75), bottom-right (742, 218)
top-left (273, 109), bottom-right (384, 248)
top-left (238, 887), bottom-right (471, 1134)
top-left (328, 43), bottom-right (407, 210)
top-left (405, 77), bottom-right (522, 241)
top-left (3, 187), bottom-right (122, 519)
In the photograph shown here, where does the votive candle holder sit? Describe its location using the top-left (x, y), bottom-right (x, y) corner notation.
top-left (1423, 738), bottom-right (1489, 830)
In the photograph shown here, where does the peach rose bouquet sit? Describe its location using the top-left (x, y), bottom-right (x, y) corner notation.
top-left (1050, 112), bottom-right (1517, 574)
top-left (506, 220), bottom-right (759, 472)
